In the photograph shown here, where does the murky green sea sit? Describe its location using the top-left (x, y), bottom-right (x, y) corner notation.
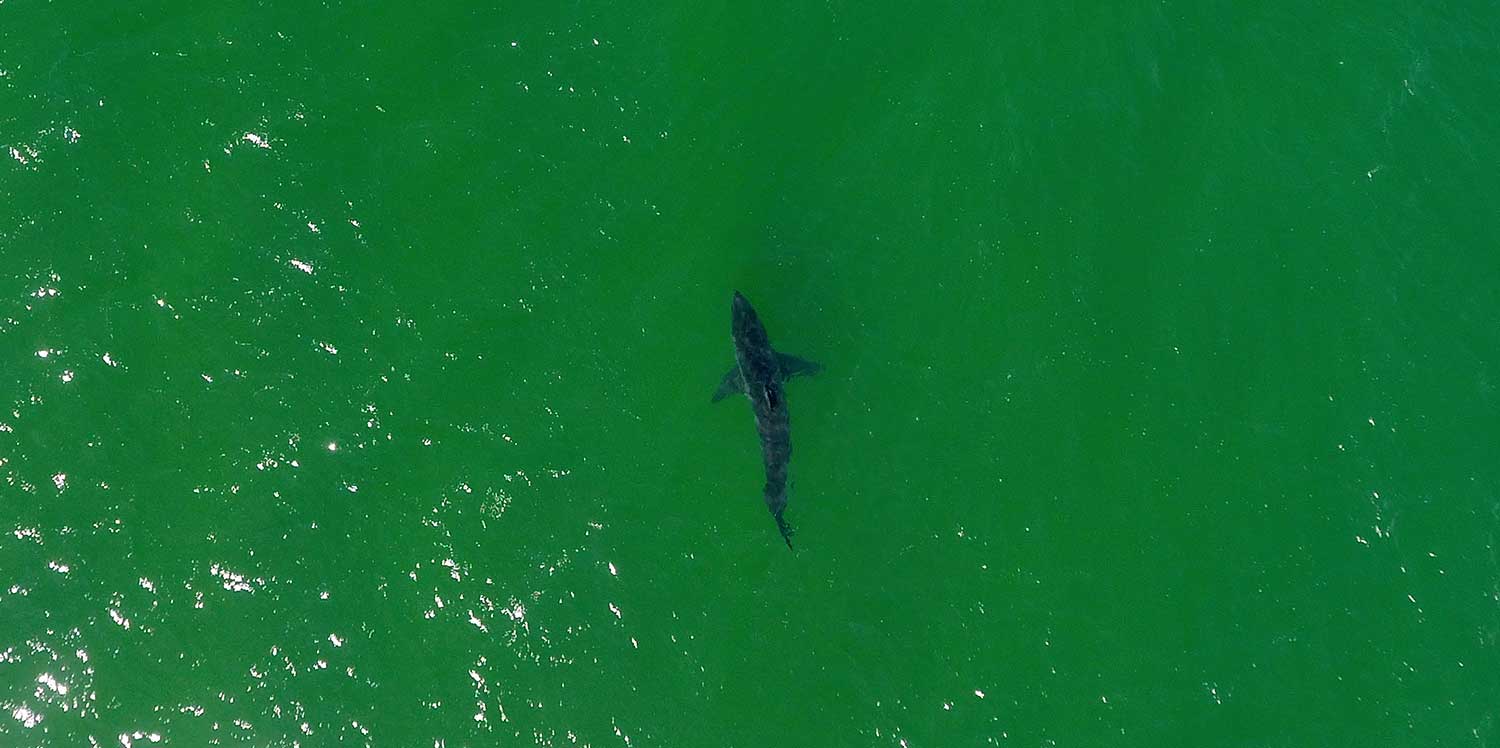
top-left (3, 2), bottom-right (1497, 746)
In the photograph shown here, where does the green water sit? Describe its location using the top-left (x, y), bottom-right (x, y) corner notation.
top-left (3, 2), bottom-right (1497, 746)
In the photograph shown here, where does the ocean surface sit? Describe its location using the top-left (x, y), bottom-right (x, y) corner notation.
top-left (3, 2), bottom-right (1497, 746)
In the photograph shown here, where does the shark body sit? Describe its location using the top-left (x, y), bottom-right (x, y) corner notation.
top-left (713, 291), bottom-right (820, 549)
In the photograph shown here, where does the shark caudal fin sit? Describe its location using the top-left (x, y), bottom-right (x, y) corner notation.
top-left (774, 511), bottom-right (795, 551)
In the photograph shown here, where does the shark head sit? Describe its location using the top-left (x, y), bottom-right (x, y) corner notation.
top-left (731, 291), bottom-right (764, 344)
top-left (732, 290), bottom-right (753, 318)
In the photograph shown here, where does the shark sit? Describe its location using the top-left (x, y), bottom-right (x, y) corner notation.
top-left (712, 291), bottom-right (821, 549)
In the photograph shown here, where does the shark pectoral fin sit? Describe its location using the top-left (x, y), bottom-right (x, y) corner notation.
top-left (711, 365), bottom-right (744, 403)
top-left (776, 353), bottom-right (822, 381)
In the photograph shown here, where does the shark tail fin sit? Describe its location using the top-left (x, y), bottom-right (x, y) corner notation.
top-left (774, 512), bottom-right (795, 551)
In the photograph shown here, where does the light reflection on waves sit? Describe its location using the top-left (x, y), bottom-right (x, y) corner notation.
top-left (0, 192), bottom-right (621, 748)
top-left (2, 439), bottom-right (595, 742)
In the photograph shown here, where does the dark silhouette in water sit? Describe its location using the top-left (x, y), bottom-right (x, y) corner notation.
top-left (712, 291), bottom-right (821, 549)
